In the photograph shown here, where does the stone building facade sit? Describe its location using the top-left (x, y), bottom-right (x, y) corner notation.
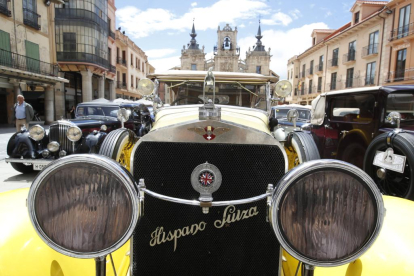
top-left (180, 22), bottom-right (277, 79)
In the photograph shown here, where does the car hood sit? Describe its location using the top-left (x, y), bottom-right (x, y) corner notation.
top-left (153, 105), bottom-right (270, 134)
top-left (69, 117), bottom-right (119, 128)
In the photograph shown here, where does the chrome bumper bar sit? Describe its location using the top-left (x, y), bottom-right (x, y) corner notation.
top-left (5, 158), bottom-right (52, 165)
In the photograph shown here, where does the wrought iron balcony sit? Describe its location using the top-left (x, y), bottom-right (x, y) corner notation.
top-left (314, 64), bottom-right (323, 73)
top-left (387, 68), bottom-right (414, 82)
top-left (328, 58), bottom-right (339, 68)
top-left (23, 8), bottom-right (41, 30)
top-left (365, 74), bottom-right (376, 86)
top-left (57, 52), bottom-right (109, 69)
top-left (343, 51), bottom-right (356, 64)
top-left (116, 81), bottom-right (127, 90)
top-left (0, 0), bottom-right (12, 17)
top-left (345, 76), bottom-right (361, 88)
top-left (306, 68), bottom-right (313, 76)
top-left (326, 81), bottom-right (343, 92)
top-left (110, 64), bottom-right (116, 73)
top-left (362, 43), bottom-right (378, 58)
top-left (389, 22), bottom-right (414, 41)
top-left (0, 48), bottom-right (59, 76)
top-left (117, 57), bottom-right (127, 67)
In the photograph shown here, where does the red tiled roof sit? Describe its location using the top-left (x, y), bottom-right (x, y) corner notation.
top-left (356, 0), bottom-right (388, 4)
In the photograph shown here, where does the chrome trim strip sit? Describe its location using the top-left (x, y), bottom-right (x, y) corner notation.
top-left (141, 186), bottom-right (271, 207)
top-left (5, 158), bottom-right (52, 165)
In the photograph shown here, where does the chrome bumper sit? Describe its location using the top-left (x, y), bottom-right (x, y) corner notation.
top-left (5, 158), bottom-right (52, 165)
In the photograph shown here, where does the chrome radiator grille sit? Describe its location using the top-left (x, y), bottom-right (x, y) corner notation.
top-left (49, 123), bottom-right (74, 153)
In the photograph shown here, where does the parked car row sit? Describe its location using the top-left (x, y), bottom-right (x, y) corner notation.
top-left (1, 70), bottom-right (414, 276)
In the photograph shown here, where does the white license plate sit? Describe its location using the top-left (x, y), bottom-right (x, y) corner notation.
top-left (373, 148), bottom-right (406, 173)
top-left (33, 164), bottom-right (47, 171)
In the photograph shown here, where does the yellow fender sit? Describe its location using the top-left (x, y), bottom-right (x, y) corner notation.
top-left (0, 188), bottom-right (130, 276)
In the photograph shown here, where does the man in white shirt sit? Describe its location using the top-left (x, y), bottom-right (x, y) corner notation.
top-left (13, 95), bottom-right (34, 132)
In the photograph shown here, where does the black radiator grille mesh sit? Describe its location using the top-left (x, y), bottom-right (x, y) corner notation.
top-left (132, 142), bottom-right (285, 276)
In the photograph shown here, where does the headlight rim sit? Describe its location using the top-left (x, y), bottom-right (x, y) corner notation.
top-left (271, 159), bottom-right (384, 267)
top-left (27, 154), bottom-right (140, 259)
top-left (28, 124), bottom-right (45, 141)
top-left (66, 126), bottom-right (82, 142)
top-left (47, 141), bottom-right (60, 152)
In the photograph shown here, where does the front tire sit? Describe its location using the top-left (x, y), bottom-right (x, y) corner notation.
top-left (10, 162), bottom-right (34, 174)
top-left (364, 132), bottom-right (414, 200)
top-left (285, 131), bottom-right (320, 170)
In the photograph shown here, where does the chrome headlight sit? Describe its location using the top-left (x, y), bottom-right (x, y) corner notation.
top-left (29, 125), bottom-right (45, 141)
top-left (47, 141), bottom-right (60, 152)
top-left (27, 155), bottom-right (140, 258)
top-left (67, 126), bottom-right (82, 142)
top-left (270, 160), bottom-right (384, 267)
top-left (300, 123), bottom-right (311, 131)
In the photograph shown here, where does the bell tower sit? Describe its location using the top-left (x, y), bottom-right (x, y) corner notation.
top-left (213, 24), bottom-right (240, 72)
top-left (180, 20), bottom-right (206, 71)
top-left (245, 21), bottom-right (272, 75)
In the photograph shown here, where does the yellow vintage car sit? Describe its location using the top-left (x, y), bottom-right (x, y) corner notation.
top-left (1, 70), bottom-right (414, 276)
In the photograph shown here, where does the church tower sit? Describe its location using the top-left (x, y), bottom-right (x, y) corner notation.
top-left (213, 24), bottom-right (240, 72)
top-left (180, 21), bottom-right (206, 71)
top-left (245, 22), bottom-right (272, 75)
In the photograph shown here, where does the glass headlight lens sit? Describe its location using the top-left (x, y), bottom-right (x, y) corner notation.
top-left (67, 126), bottom-right (82, 142)
top-left (47, 141), bottom-right (60, 152)
top-left (29, 125), bottom-right (45, 141)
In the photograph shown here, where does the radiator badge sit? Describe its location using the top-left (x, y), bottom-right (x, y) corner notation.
top-left (188, 126), bottom-right (230, 141)
top-left (191, 162), bottom-right (222, 198)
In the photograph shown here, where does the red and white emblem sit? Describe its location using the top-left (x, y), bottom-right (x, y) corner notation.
top-left (188, 126), bottom-right (230, 141)
top-left (199, 171), bottom-right (215, 187)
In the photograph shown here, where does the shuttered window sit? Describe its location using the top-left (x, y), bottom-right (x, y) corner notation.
top-left (0, 30), bottom-right (11, 67)
top-left (25, 40), bottom-right (40, 73)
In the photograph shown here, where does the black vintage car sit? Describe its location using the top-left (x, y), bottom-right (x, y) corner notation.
top-left (6, 99), bottom-right (152, 174)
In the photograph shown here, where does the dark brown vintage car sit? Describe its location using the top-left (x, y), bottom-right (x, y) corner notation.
top-left (311, 85), bottom-right (414, 199)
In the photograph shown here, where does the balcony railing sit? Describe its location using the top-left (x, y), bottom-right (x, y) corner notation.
top-left (306, 68), bottom-right (313, 76)
top-left (300, 87), bottom-right (306, 95)
top-left (0, 0), bottom-right (12, 17)
top-left (315, 64), bottom-right (323, 73)
top-left (116, 81), bottom-right (127, 89)
top-left (343, 51), bottom-right (356, 64)
top-left (328, 58), bottom-right (339, 68)
top-left (23, 8), bottom-right (41, 30)
top-left (365, 74), bottom-right (376, 86)
top-left (110, 64), bottom-right (116, 73)
top-left (109, 29), bottom-right (115, 40)
top-left (387, 68), bottom-right (414, 82)
top-left (0, 48), bottom-right (59, 76)
top-left (362, 43), bottom-right (378, 58)
top-left (117, 57), bottom-right (127, 67)
top-left (55, 8), bottom-right (108, 31)
top-left (326, 81), bottom-right (343, 92)
top-left (300, 70), bottom-right (305, 78)
top-left (389, 22), bottom-right (414, 41)
top-left (345, 77), bottom-right (361, 88)
top-left (57, 52), bottom-right (109, 69)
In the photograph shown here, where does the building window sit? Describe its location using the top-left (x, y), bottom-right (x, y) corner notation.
top-left (136, 57), bottom-right (138, 68)
top-left (131, 75), bottom-right (133, 87)
top-left (312, 37), bottom-right (316, 46)
top-left (332, 48), bottom-right (339, 66)
top-left (318, 55), bottom-right (324, 71)
top-left (346, 68), bottom-right (354, 88)
top-left (354, 11), bottom-right (360, 24)
top-left (309, 80), bottom-right (313, 94)
top-left (317, 77), bottom-right (322, 92)
top-left (398, 5), bottom-right (411, 38)
top-left (301, 82), bottom-right (305, 95)
top-left (310, 60), bottom-right (314, 74)
top-left (256, 66), bottom-right (261, 74)
top-left (131, 54), bottom-right (133, 65)
top-left (330, 72), bottom-right (337, 90)
top-left (348, 41), bottom-right (356, 61)
top-left (290, 69), bottom-right (293, 79)
top-left (142, 62), bottom-right (145, 72)
top-left (136, 77), bottom-right (139, 88)
top-left (366, 62), bottom-right (376, 85)
top-left (63, 33), bottom-right (76, 52)
top-left (302, 64), bottom-right (305, 78)
top-left (138, 59), bottom-right (140, 69)
top-left (396, 48), bottom-right (407, 81)
top-left (368, 31), bottom-right (379, 55)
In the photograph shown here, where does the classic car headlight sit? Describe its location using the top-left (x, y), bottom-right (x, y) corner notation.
top-left (29, 125), bottom-right (45, 141)
top-left (66, 126), bottom-right (82, 142)
top-left (270, 160), bottom-right (384, 267)
top-left (47, 141), bottom-right (60, 152)
top-left (300, 123), bottom-right (311, 131)
top-left (27, 155), bottom-right (140, 258)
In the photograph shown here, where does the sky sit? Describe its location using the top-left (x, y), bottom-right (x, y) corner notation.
top-left (115, 0), bottom-right (361, 79)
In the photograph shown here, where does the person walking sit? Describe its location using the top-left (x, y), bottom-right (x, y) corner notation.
top-left (13, 95), bottom-right (34, 132)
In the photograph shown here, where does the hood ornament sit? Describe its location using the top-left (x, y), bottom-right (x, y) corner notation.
top-left (199, 68), bottom-right (221, 121)
top-left (188, 126), bottom-right (230, 141)
top-left (191, 162), bottom-right (222, 214)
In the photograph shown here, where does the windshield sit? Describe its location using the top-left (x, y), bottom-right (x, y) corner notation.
top-left (274, 108), bottom-right (310, 120)
top-left (385, 92), bottom-right (414, 123)
top-left (76, 105), bottom-right (119, 118)
top-left (165, 82), bottom-right (268, 111)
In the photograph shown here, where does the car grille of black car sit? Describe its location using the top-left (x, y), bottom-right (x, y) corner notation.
top-left (49, 123), bottom-right (74, 153)
top-left (132, 141), bottom-right (285, 276)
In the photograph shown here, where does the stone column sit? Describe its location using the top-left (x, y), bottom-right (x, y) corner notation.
top-left (80, 70), bottom-right (93, 102)
top-left (109, 80), bottom-right (116, 100)
top-left (44, 85), bottom-right (55, 125)
top-left (98, 76), bottom-right (105, 99)
top-left (13, 82), bottom-right (22, 96)
top-left (55, 72), bottom-right (66, 119)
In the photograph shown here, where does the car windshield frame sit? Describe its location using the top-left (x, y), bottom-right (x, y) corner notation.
top-left (274, 107), bottom-right (311, 121)
top-left (384, 91), bottom-right (414, 125)
top-left (76, 105), bottom-right (120, 118)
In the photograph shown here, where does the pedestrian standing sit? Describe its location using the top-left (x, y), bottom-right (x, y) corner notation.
top-left (13, 95), bottom-right (34, 132)
top-left (69, 106), bottom-right (76, 119)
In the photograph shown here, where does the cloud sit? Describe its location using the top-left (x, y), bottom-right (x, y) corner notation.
top-left (145, 48), bottom-right (177, 59)
top-left (239, 24), bottom-right (246, 28)
top-left (289, 9), bottom-right (302, 20)
top-left (238, 22), bottom-right (329, 79)
top-left (325, 11), bottom-right (333, 17)
top-left (191, 2), bottom-right (197, 7)
top-left (117, 0), bottom-right (269, 39)
top-left (309, 3), bottom-right (315, 9)
top-left (149, 56), bottom-right (182, 73)
top-left (261, 12), bottom-right (293, 26)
